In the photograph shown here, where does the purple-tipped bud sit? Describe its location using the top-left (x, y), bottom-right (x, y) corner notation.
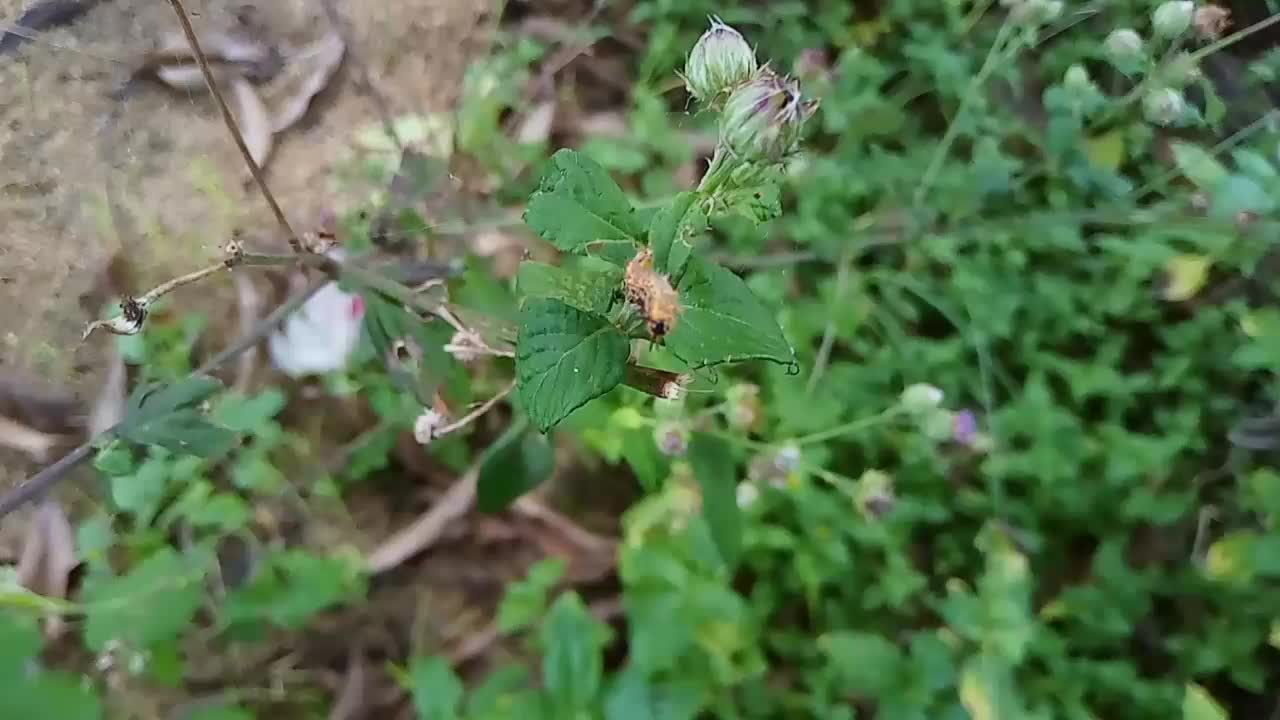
top-left (719, 70), bottom-right (816, 162)
top-left (684, 17), bottom-right (758, 106)
top-left (654, 422), bottom-right (690, 457)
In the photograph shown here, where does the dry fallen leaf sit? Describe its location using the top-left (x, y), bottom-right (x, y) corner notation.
top-left (0, 415), bottom-right (66, 462)
top-left (16, 501), bottom-right (77, 638)
top-left (516, 99), bottom-right (556, 145)
top-left (267, 31), bottom-right (346, 134)
top-left (230, 75), bottom-right (274, 169)
top-left (88, 346), bottom-right (127, 437)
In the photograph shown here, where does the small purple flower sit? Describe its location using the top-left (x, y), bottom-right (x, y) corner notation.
top-left (953, 409), bottom-right (979, 447)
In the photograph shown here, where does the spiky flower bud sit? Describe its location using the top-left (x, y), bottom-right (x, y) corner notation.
top-left (719, 70), bottom-right (816, 162)
top-left (1143, 87), bottom-right (1188, 126)
top-left (1153, 1), bottom-right (1194, 39)
top-left (1104, 29), bottom-right (1145, 68)
top-left (683, 17), bottom-right (758, 106)
top-left (900, 383), bottom-right (944, 413)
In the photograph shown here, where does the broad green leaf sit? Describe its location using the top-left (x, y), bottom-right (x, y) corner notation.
top-left (1210, 175), bottom-right (1275, 220)
top-left (81, 547), bottom-right (211, 651)
top-left (360, 291), bottom-right (455, 407)
top-left (820, 631), bottom-right (904, 695)
top-left (223, 550), bottom-right (365, 629)
top-left (497, 558), bottom-right (567, 633)
top-left (664, 256), bottom-right (795, 369)
top-left (541, 592), bottom-right (605, 713)
top-left (524, 149), bottom-right (645, 259)
top-left (478, 418), bottom-right (555, 512)
top-left (10, 671), bottom-right (103, 720)
top-left (1085, 131), bottom-right (1125, 171)
top-left (117, 377), bottom-right (237, 457)
top-left (1184, 683), bottom-right (1228, 720)
top-left (0, 613), bottom-right (41, 677)
top-left (717, 181), bottom-right (782, 225)
top-left (605, 668), bottom-right (702, 720)
top-left (212, 389), bottom-right (286, 432)
top-left (688, 433), bottom-right (741, 569)
top-left (516, 298), bottom-right (630, 432)
top-left (1170, 142), bottom-right (1228, 190)
top-left (648, 192), bottom-right (704, 280)
top-left (1160, 254), bottom-right (1211, 302)
top-left (406, 657), bottom-right (464, 720)
top-left (110, 454), bottom-right (173, 525)
top-left (516, 259), bottom-right (623, 315)
top-left (93, 440), bottom-right (135, 476)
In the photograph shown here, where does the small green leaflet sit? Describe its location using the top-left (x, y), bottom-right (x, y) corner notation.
top-left (524, 149), bottom-right (645, 263)
top-left (717, 181), bottom-right (782, 225)
top-left (477, 417), bottom-right (555, 512)
top-left (517, 298), bottom-right (630, 432)
top-left (541, 592), bottom-right (606, 714)
top-left (405, 657), bottom-right (464, 720)
top-left (688, 433), bottom-right (741, 569)
top-left (648, 191), bottom-right (704, 281)
top-left (81, 547), bottom-right (211, 652)
top-left (516, 258), bottom-right (623, 315)
top-left (664, 256), bottom-right (795, 369)
top-left (116, 376), bottom-right (236, 457)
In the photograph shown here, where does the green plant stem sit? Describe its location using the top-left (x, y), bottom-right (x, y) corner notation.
top-left (914, 20), bottom-right (1014, 208)
top-left (696, 146), bottom-right (734, 195)
top-left (793, 408), bottom-right (902, 447)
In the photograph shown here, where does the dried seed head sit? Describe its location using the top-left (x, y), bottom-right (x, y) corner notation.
top-left (654, 421), bottom-right (690, 457)
top-left (1153, 1), bottom-right (1194, 39)
top-left (413, 408), bottom-right (446, 445)
top-left (443, 328), bottom-right (488, 364)
top-left (1193, 5), bottom-right (1231, 40)
top-left (83, 297), bottom-right (149, 340)
top-left (624, 249), bottom-right (683, 339)
top-left (683, 17), bottom-right (758, 106)
top-left (725, 382), bottom-right (762, 431)
top-left (719, 70), bottom-right (816, 162)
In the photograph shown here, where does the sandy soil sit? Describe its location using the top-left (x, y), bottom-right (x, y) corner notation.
top-left (0, 0), bottom-right (492, 486)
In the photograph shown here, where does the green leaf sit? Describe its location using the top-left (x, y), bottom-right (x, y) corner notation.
top-left (223, 550), bottom-right (365, 629)
top-left (648, 192), bottom-right (704, 280)
top-left (81, 547), bottom-right (211, 652)
top-left (524, 149), bottom-right (645, 259)
top-left (497, 558), bottom-right (566, 633)
top-left (406, 657), bottom-right (464, 720)
top-left (516, 298), bottom-right (630, 432)
top-left (212, 389), bottom-right (286, 432)
top-left (478, 418), bottom-right (555, 512)
top-left (516, 259), bottom-right (623, 315)
top-left (717, 181), bottom-right (782, 225)
top-left (110, 454), bottom-right (173, 525)
top-left (688, 433), bottom-right (741, 569)
top-left (117, 377), bottom-right (237, 457)
top-left (1170, 142), bottom-right (1228, 190)
top-left (93, 440), bottom-right (135, 476)
top-left (1184, 683), bottom-right (1229, 720)
top-left (541, 592), bottom-right (605, 713)
top-left (605, 668), bottom-right (702, 720)
top-left (664, 256), bottom-right (795, 370)
top-left (820, 631), bottom-right (904, 695)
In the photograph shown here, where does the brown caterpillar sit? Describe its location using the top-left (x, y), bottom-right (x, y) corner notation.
top-left (624, 249), bottom-right (682, 339)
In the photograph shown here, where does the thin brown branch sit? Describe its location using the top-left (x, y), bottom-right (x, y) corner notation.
top-left (366, 464), bottom-right (479, 574)
top-left (430, 381), bottom-right (517, 441)
top-left (164, 0), bottom-right (300, 252)
top-left (0, 278), bottom-right (329, 518)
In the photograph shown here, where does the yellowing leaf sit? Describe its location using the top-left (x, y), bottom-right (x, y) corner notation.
top-left (1161, 254), bottom-right (1211, 302)
top-left (1085, 131), bottom-right (1125, 171)
top-left (960, 666), bottom-right (995, 720)
top-left (1204, 530), bottom-right (1256, 584)
top-left (1183, 683), bottom-right (1228, 720)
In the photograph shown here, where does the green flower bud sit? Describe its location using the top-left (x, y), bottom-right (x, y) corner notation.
top-left (1153, 1), bottom-right (1194, 39)
top-left (719, 70), bottom-right (816, 162)
top-left (900, 383), bottom-right (944, 413)
top-left (1143, 87), bottom-right (1188, 126)
top-left (683, 17), bottom-right (758, 106)
top-left (1104, 29), bottom-right (1145, 69)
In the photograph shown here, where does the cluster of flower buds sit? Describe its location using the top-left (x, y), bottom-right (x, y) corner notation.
top-left (682, 17), bottom-right (817, 163)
